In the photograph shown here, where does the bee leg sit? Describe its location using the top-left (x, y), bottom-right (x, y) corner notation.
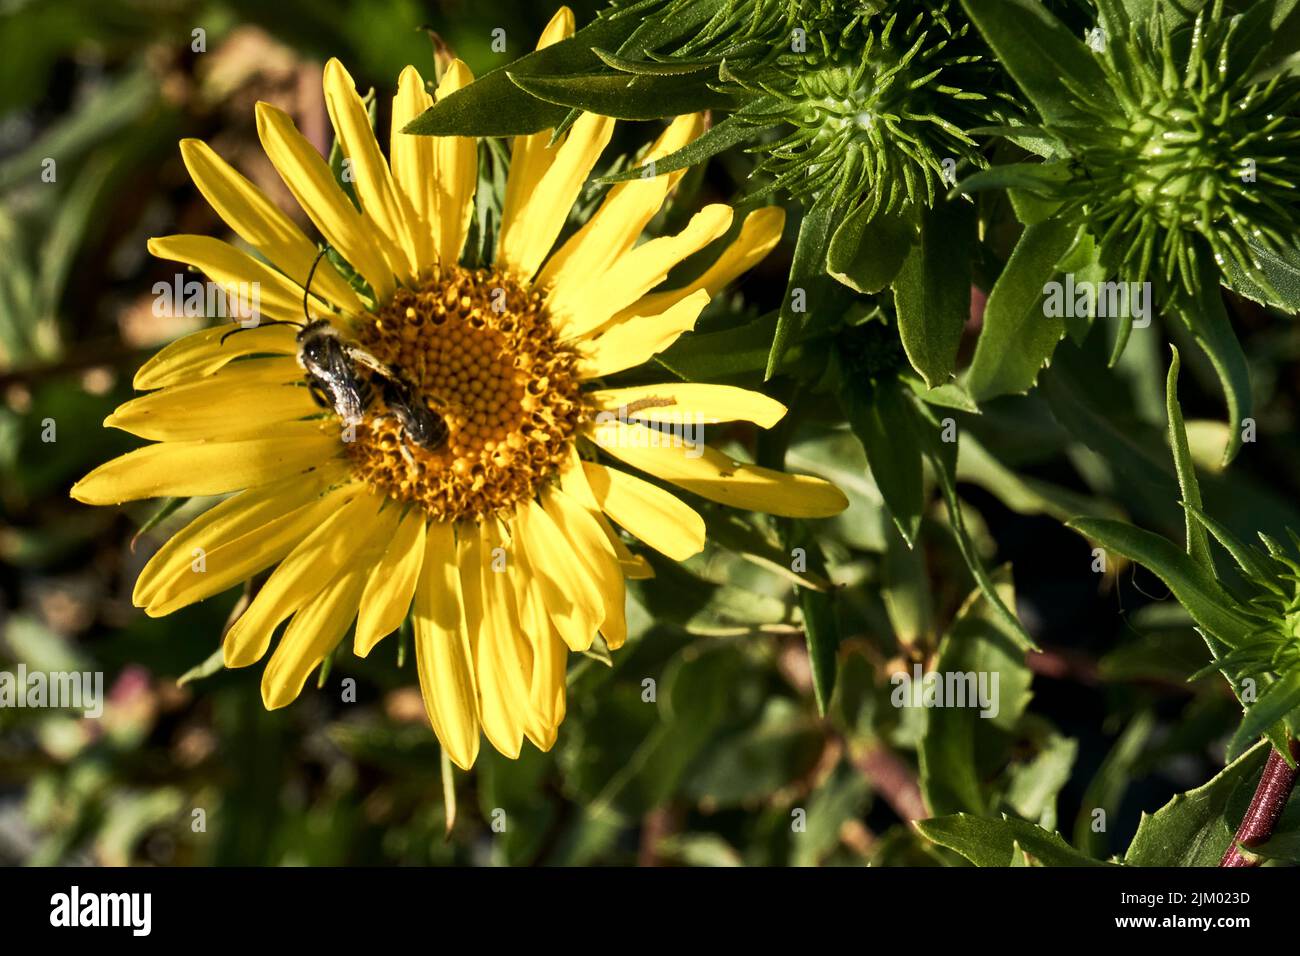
top-left (306, 380), bottom-right (332, 410)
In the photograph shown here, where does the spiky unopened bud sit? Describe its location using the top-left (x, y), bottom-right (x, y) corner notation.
top-left (1055, 0), bottom-right (1300, 299)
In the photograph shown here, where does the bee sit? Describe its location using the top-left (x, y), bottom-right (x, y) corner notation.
top-left (377, 373), bottom-right (451, 452)
top-left (221, 248), bottom-right (449, 452)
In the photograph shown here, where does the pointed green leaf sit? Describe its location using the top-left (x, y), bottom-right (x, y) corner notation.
top-left (799, 587), bottom-right (841, 718)
top-left (914, 399), bottom-right (1037, 651)
top-left (1066, 517), bottom-right (1254, 645)
top-left (1166, 347), bottom-right (1213, 572)
top-left (1183, 503), bottom-right (1281, 588)
top-left (827, 201), bottom-right (916, 294)
top-left (967, 219), bottom-right (1077, 401)
top-left (917, 813), bottom-right (1109, 867)
top-left (841, 375), bottom-right (924, 548)
top-left (961, 0), bottom-right (1116, 126)
top-left (402, 14), bottom-right (643, 136)
top-left (1123, 742), bottom-right (1268, 866)
top-left (1181, 253), bottom-right (1252, 466)
top-left (895, 197), bottom-right (977, 387)
top-left (766, 192), bottom-right (845, 379)
top-left (955, 162), bottom-right (1071, 199)
top-left (919, 567), bottom-right (1033, 817)
top-left (597, 107), bottom-right (769, 184)
top-left (1233, 671), bottom-right (1300, 758)
top-left (1218, 239), bottom-right (1300, 313)
top-left (507, 70), bottom-right (736, 121)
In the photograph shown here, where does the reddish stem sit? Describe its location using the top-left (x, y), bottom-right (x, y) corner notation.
top-left (1220, 741), bottom-right (1300, 867)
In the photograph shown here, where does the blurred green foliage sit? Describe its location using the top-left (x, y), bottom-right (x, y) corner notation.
top-left (3, 0), bottom-right (1300, 868)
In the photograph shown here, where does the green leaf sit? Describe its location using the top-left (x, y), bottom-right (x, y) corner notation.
top-left (1004, 734), bottom-right (1077, 831)
top-left (1065, 518), bottom-right (1254, 646)
top-left (767, 192), bottom-right (846, 379)
top-left (592, 47), bottom-right (714, 75)
top-left (402, 14), bottom-right (641, 136)
top-left (597, 107), bottom-right (769, 184)
top-left (682, 698), bottom-right (821, 807)
top-left (507, 70), bottom-right (735, 121)
top-left (1073, 710), bottom-right (1156, 856)
top-left (961, 0), bottom-right (1116, 126)
top-left (657, 312), bottom-right (795, 382)
top-left (1181, 252), bottom-right (1252, 466)
top-left (1265, 0), bottom-right (1300, 69)
top-left (1233, 670), bottom-right (1300, 757)
top-left (790, 764), bottom-right (872, 866)
top-left (827, 201), bottom-right (916, 294)
top-left (955, 162), bottom-right (1071, 199)
top-left (841, 375), bottom-right (924, 548)
top-left (913, 399), bottom-right (1037, 651)
top-left (1094, 0), bottom-right (1144, 31)
top-left (1040, 351), bottom-right (1182, 526)
top-left (1165, 347), bottom-right (1213, 572)
top-left (958, 432), bottom-right (1124, 523)
top-left (917, 813), bottom-right (1109, 867)
top-left (798, 588), bottom-right (841, 718)
top-left (919, 567), bottom-right (1033, 817)
top-left (1123, 742), bottom-right (1268, 866)
top-left (1218, 238), bottom-right (1300, 313)
top-left (130, 496), bottom-right (186, 552)
top-left (177, 647), bottom-right (225, 687)
top-left (881, 512), bottom-right (934, 648)
top-left (908, 380), bottom-right (980, 413)
top-left (967, 219), bottom-right (1077, 402)
top-left (895, 198), bottom-right (977, 387)
top-left (1182, 503), bottom-right (1280, 588)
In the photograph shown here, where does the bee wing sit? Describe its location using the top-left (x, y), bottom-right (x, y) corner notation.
top-left (318, 338), bottom-right (368, 424)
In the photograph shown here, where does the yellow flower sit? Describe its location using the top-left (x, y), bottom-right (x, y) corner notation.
top-left (72, 8), bottom-right (848, 769)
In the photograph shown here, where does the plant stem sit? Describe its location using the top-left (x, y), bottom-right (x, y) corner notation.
top-left (1220, 741), bottom-right (1300, 867)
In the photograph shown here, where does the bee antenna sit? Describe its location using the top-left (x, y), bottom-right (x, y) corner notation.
top-left (303, 246), bottom-right (330, 323)
top-left (219, 318), bottom-right (303, 345)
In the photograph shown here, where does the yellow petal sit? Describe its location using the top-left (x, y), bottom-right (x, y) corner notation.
top-left (413, 520), bottom-right (481, 769)
top-left (148, 235), bottom-right (332, 326)
top-left (72, 421), bottom-right (341, 505)
top-left (553, 204), bottom-right (732, 338)
top-left (497, 111), bottom-right (615, 282)
top-left (261, 566), bottom-right (368, 710)
top-left (511, 565), bottom-right (567, 751)
top-left (354, 507), bottom-right (427, 657)
top-left (515, 497), bottom-right (602, 651)
top-left (542, 486), bottom-right (627, 649)
top-left (256, 101), bottom-right (395, 300)
top-left (390, 66), bottom-right (438, 272)
top-left (576, 289), bottom-right (710, 380)
top-left (322, 58), bottom-right (419, 284)
top-left (626, 206), bottom-right (786, 318)
top-left (179, 138), bottom-right (364, 314)
top-left (223, 487), bottom-right (388, 667)
top-left (431, 61), bottom-right (478, 268)
top-left (135, 464), bottom-right (352, 614)
top-left (536, 113), bottom-right (706, 295)
top-left (560, 449), bottom-right (653, 579)
top-left (588, 420), bottom-right (850, 517)
top-left (537, 6), bottom-right (575, 47)
top-left (581, 460), bottom-right (705, 561)
top-left (497, 6), bottom-right (577, 262)
top-left (463, 521), bottom-right (527, 758)
top-left (107, 358), bottom-right (314, 441)
top-left (586, 383), bottom-right (787, 429)
top-left (133, 323), bottom-right (296, 390)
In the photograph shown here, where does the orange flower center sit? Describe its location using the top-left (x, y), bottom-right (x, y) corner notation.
top-left (346, 265), bottom-right (583, 521)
